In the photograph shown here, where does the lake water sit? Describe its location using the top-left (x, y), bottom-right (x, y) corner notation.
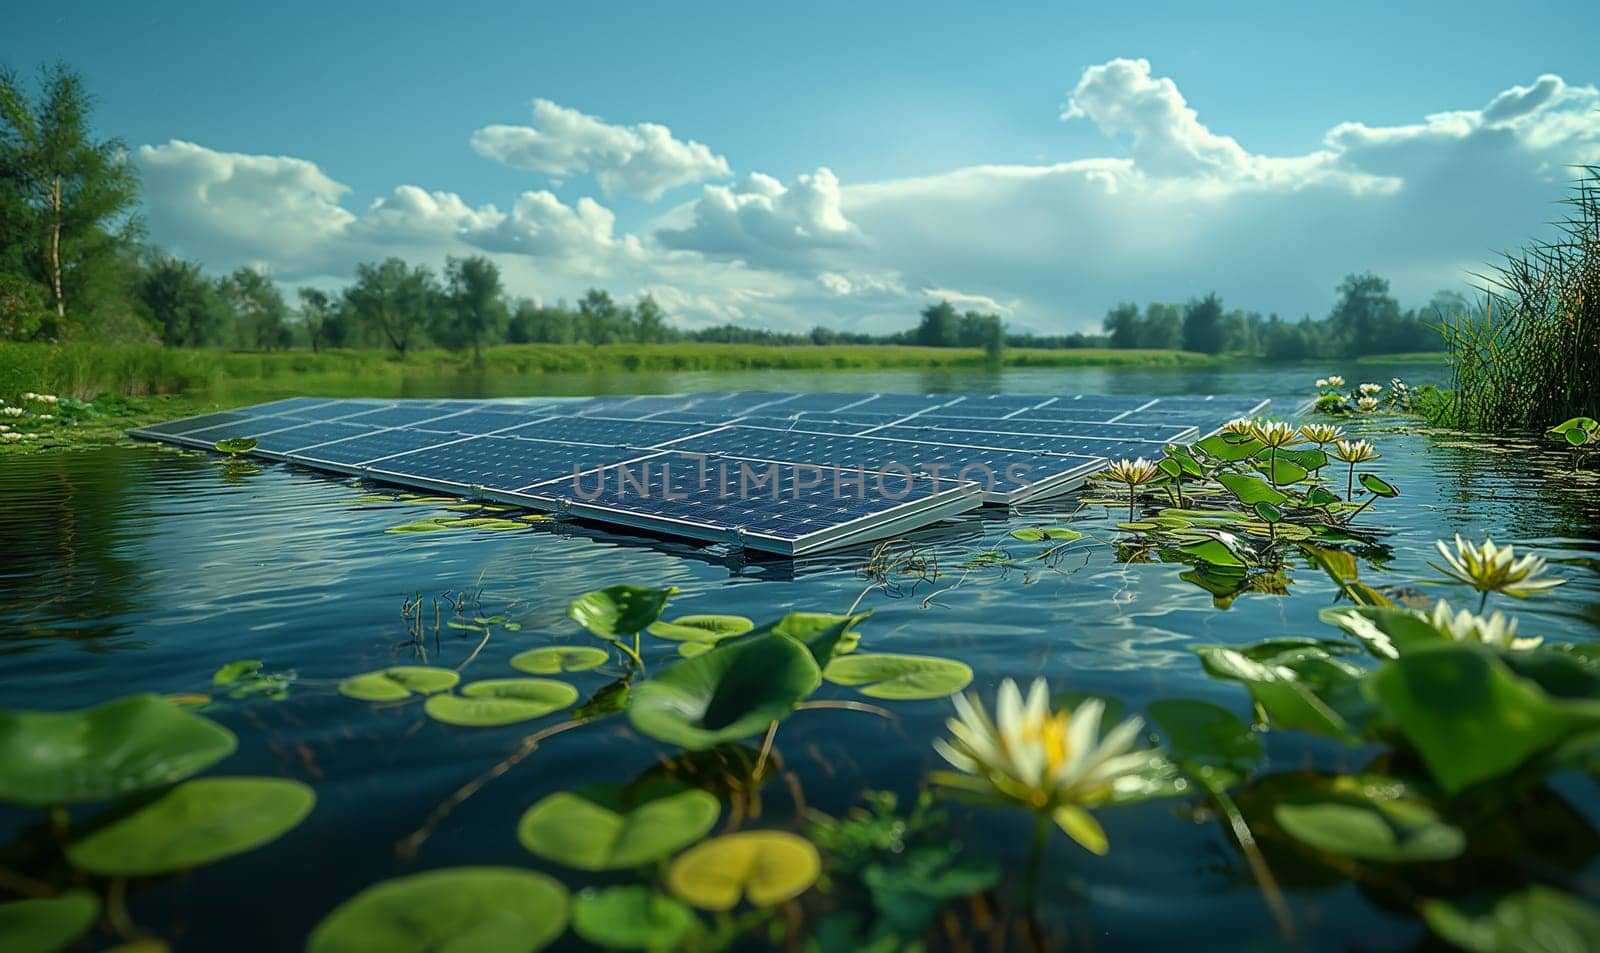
top-left (3, 360), bottom-right (1597, 951)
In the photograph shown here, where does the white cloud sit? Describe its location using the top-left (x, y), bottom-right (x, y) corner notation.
top-left (135, 64), bottom-right (1600, 334)
top-left (655, 167), bottom-right (861, 268)
top-left (470, 99), bottom-right (730, 201)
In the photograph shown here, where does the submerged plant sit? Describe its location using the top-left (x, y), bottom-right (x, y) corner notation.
top-left (1429, 533), bottom-right (1565, 610)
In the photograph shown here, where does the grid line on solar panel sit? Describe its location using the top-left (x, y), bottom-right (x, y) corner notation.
top-left (862, 427), bottom-right (1166, 461)
top-left (528, 450), bottom-right (975, 546)
top-left (510, 416), bottom-right (727, 448)
top-left (288, 428), bottom-right (458, 466)
top-left (863, 414), bottom-right (1195, 441)
top-left (364, 436), bottom-right (657, 491)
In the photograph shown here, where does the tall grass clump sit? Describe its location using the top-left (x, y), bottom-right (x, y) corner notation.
top-left (1434, 165), bottom-right (1599, 431)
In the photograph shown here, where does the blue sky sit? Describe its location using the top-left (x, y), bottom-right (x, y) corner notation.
top-left (6, 1), bottom-right (1598, 332)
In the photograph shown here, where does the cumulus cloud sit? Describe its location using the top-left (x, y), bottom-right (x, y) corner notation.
top-left (655, 168), bottom-right (861, 267)
top-left (470, 99), bottom-right (730, 201)
top-left (135, 63), bottom-right (1600, 334)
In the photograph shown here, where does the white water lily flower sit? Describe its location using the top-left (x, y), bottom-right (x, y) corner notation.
top-left (19, 392), bottom-right (35, 401)
top-left (1357, 397), bottom-right (1380, 411)
top-left (1426, 601), bottom-right (1542, 650)
top-left (1249, 419), bottom-right (1303, 448)
top-left (1315, 378), bottom-right (1329, 388)
top-left (1328, 376), bottom-right (1346, 387)
top-left (2, 432), bottom-right (19, 442)
top-left (1359, 383), bottom-right (1383, 396)
top-left (1331, 439), bottom-right (1379, 464)
top-left (1219, 417), bottom-right (1255, 436)
top-left (2, 407), bottom-right (22, 417)
top-left (933, 678), bottom-right (1154, 854)
top-left (1430, 534), bottom-right (1564, 601)
top-left (1298, 423), bottom-right (1343, 445)
top-left (1105, 457), bottom-right (1160, 485)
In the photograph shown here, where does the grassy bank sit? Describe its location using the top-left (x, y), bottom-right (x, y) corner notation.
top-left (0, 341), bottom-right (1222, 402)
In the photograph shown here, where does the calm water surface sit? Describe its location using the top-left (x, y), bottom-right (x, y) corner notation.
top-left (2, 361), bottom-right (1597, 951)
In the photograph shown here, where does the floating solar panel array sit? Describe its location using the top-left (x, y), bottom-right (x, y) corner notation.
top-left (131, 392), bottom-right (1267, 556)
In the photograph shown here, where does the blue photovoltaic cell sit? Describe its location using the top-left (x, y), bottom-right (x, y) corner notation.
top-left (288, 428), bottom-right (462, 466)
top-left (510, 416), bottom-right (720, 448)
top-left (533, 451), bottom-right (959, 545)
top-left (368, 436), bottom-right (648, 490)
top-left (130, 389), bottom-right (1266, 554)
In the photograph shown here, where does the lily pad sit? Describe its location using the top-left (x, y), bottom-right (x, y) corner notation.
top-left (0, 891), bottom-right (100, 953)
top-left (1148, 698), bottom-right (1260, 775)
top-left (1357, 473), bottom-right (1399, 498)
top-left (570, 887), bottom-right (697, 953)
top-left (518, 784), bottom-right (720, 870)
top-left (510, 646), bottom-right (610, 674)
top-left (647, 614), bottom-right (755, 643)
top-left (666, 830), bottom-right (820, 911)
top-left (307, 866), bottom-right (569, 953)
top-left (212, 660), bottom-right (263, 685)
top-left (1274, 788), bottom-right (1465, 862)
top-left (338, 666), bottom-right (460, 702)
top-left (213, 437), bottom-right (257, 455)
top-left (822, 653), bottom-right (973, 700)
top-left (1217, 472), bottom-right (1288, 507)
top-left (628, 634), bottom-right (820, 750)
top-left (1009, 527), bottom-right (1085, 542)
top-left (385, 517), bottom-right (459, 534)
top-left (0, 693), bottom-right (237, 807)
top-left (66, 777), bottom-right (314, 875)
top-left (1422, 885), bottom-right (1600, 953)
top-left (425, 679), bottom-right (578, 727)
top-left (759, 611), bottom-right (870, 663)
top-left (569, 585), bottom-right (678, 640)
top-left (1179, 538), bottom-right (1248, 568)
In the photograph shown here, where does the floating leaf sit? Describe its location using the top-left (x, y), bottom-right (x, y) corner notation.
top-left (307, 867), bottom-right (569, 953)
top-left (573, 676), bottom-right (632, 723)
top-left (1422, 885), bottom-right (1600, 953)
top-left (627, 634), bottom-right (820, 750)
top-left (647, 614), bottom-right (754, 642)
top-left (1274, 787), bottom-right (1464, 862)
top-left (0, 890), bottom-right (99, 953)
top-left (1319, 606), bottom-right (1446, 658)
top-left (1148, 699), bottom-right (1260, 775)
top-left (510, 645), bottom-right (610, 674)
top-left (213, 437), bottom-right (257, 455)
top-left (449, 517), bottom-right (525, 531)
top-left (666, 831), bottom-right (820, 911)
top-left (1009, 527), bottom-right (1085, 542)
top-left (1217, 472), bottom-right (1288, 507)
top-left (1255, 457), bottom-right (1309, 487)
top-left (1305, 486), bottom-right (1341, 509)
top-left (1253, 501), bottom-right (1282, 524)
top-left (67, 777), bottom-right (314, 876)
top-left (1196, 434), bottom-right (1266, 462)
top-left (1364, 644), bottom-right (1600, 794)
top-left (0, 694), bottom-right (237, 807)
top-left (1179, 538), bottom-right (1247, 568)
top-left (384, 517), bottom-right (458, 535)
top-left (1357, 473), bottom-right (1399, 498)
top-left (569, 585), bottom-right (679, 640)
top-left (425, 679), bottom-right (578, 727)
top-left (823, 653), bottom-right (973, 700)
top-left (570, 887), bottom-right (697, 953)
top-left (338, 666), bottom-right (460, 702)
top-left (518, 785), bottom-right (720, 871)
top-left (756, 611), bottom-right (871, 663)
top-left (1193, 645), bottom-right (1363, 744)
top-left (212, 660), bottom-right (263, 685)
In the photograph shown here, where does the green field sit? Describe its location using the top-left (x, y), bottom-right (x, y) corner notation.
top-left (0, 341), bottom-right (1222, 403)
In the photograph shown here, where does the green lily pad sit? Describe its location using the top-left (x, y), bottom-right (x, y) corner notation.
top-left (1179, 538), bottom-right (1248, 568)
top-left (1357, 473), bottom-right (1399, 498)
top-left (1009, 527), bottom-right (1085, 542)
top-left (759, 611), bottom-right (870, 663)
top-left (385, 517), bottom-right (459, 534)
top-left (1148, 698), bottom-right (1260, 775)
top-left (1217, 472), bottom-right (1289, 507)
top-left (518, 784), bottom-right (720, 871)
top-left (627, 634), bottom-right (820, 750)
top-left (307, 867), bottom-right (569, 953)
top-left (338, 667), bottom-right (460, 702)
top-left (66, 777), bottom-right (314, 876)
top-left (212, 660), bottom-right (263, 685)
top-left (1274, 787), bottom-right (1465, 862)
top-left (570, 887), bottom-right (698, 953)
top-left (647, 614), bottom-right (754, 643)
top-left (425, 679), bottom-right (578, 727)
top-left (0, 693), bottom-right (237, 807)
top-left (569, 585), bottom-right (679, 640)
top-left (449, 517), bottom-right (525, 531)
top-left (0, 891), bottom-right (100, 953)
top-left (822, 653), bottom-right (973, 700)
top-left (666, 830), bottom-right (820, 911)
top-left (214, 438), bottom-right (257, 455)
top-left (1255, 457), bottom-right (1309, 487)
top-left (510, 646), bottom-right (610, 674)
top-left (1422, 885), bottom-right (1600, 953)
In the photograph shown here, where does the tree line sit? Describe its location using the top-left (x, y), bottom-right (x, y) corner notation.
top-left (2, 60), bottom-right (1453, 361)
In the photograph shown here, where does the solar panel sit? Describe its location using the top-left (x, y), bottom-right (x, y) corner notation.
top-left (130, 390), bottom-right (1266, 555)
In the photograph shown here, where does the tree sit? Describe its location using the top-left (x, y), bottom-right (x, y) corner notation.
top-left (976, 314), bottom-right (1006, 366)
top-left (577, 289), bottom-right (621, 345)
top-left (0, 62), bottom-right (141, 337)
top-left (1181, 293), bottom-right (1225, 354)
top-left (632, 294), bottom-right (667, 343)
top-left (1328, 272), bottom-right (1403, 357)
top-left (440, 255), bottom-right (506, 360)
top-left (915, 300), bottom-right (961, 347)
top-left (136, 256), bottom-right (230, 346)
top-left (297, 287), bottom-right (348, 352)
top-left (345, 258), bottom-right (437, 355)
top-left (1101, 302), bottom-right (1141, 348)
top-left (220, 267), bottom-right (289, 350)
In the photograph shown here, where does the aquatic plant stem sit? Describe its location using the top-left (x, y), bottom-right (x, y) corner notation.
top-left (754, 721), bottom-right (779, 778)
top-left (0, 866), bottom-right (53, 898)
top-left (106, 877), bottom-right (137, 939)
top-left (1200, 774), bottom-right (1295, 942)
top-left (1023, 810), bottom-right (1049, 914)
top-left (1479, 589), bottom-right (1490, 613)
top-left (397, 718), bottom-right (589, 861)
top-left (1346, 463), bottom-right (1356, 502)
